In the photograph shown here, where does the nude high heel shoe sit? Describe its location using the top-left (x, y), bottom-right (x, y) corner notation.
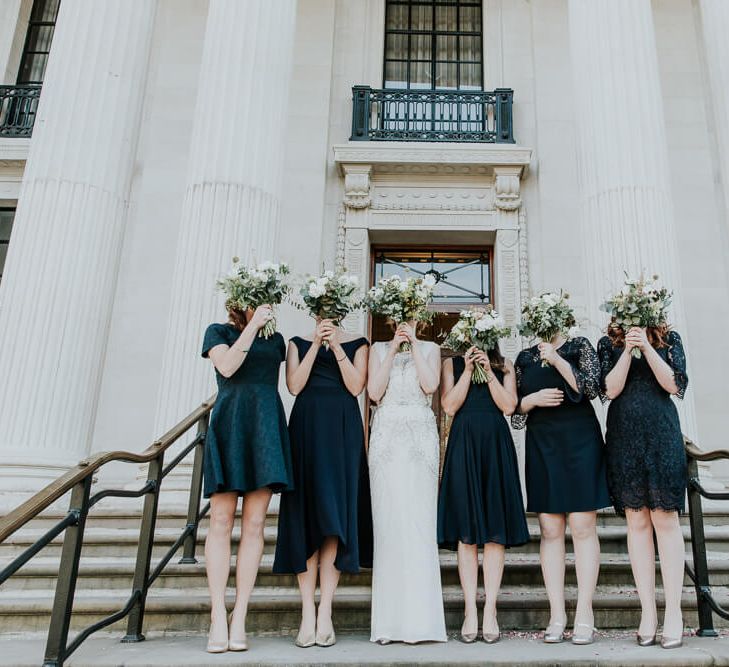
top-left (206, 615), bottom-right (229, 653)
top-left (543, 619), bottom-right (566, 643)
top-left (228, 612), bottom-right (248, 652)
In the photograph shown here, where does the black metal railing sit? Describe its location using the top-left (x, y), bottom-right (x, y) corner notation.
top-left (350, 85), bottom-right (514, 143)
top-left (0, 395), bottom-right (216, 667)
top-left (685, 437), bottom-right (729, 637)
top-left (0, 85), bottom-right (41, 137)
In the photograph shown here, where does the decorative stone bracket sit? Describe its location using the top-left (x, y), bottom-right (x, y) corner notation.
top-left (343, 164), bottom-right (372, 209)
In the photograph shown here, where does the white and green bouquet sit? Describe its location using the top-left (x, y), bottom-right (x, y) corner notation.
top-left (442, 306), bottom-right (511, 383)
top-left (218, 258), bottom-right (291, 338)
top-left (600, 273), bottom-right (672, 358)
top-left (300, 270), bottom-right (361, 349)
top-left (365, 274), bottom-right (436, 351)
top-left (518, 291), bottom-right (578, 366)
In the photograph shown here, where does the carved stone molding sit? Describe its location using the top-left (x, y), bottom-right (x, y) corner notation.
top-left (342, 164), bottom-right (372, 209)
top-left (494, 166), bottom-right (523, 211)
top-left (518, 209), bottom-right (530, 307)
top-left (335, 205), bottom-right (346, 271)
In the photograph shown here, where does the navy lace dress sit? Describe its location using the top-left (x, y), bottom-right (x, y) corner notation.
top-left (273, 337), bottom-right (373, 574)
top-left (438, 358), bottom-right (529, 549)
top-left (597, 331), bottom-right (688, 515)
top-left (201, 323), bottom-right (293, 498)
top-left (512, 337), bottom-right (610, 513)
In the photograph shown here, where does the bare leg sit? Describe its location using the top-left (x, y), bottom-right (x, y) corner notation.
top-left (625, 508), bottom-right (658, 637)
top-left (229, 488), bottom-right (272, 638)
top-left (296, 550), bottom-right (319, 642)
top-left (569, 511), bottom-right (600, 630)
top-left (482, 543), bottom-right (505, 637)
top-left (651, 509), bottom-right (684, 639)
top-left (205, 492), bottom-right (238, 646)
top-left (316, 536), bottom-right (341, 639)
top-left (538, 513), bottom-right (567, 631)
top-left (457, 542), bottom-right (479, 638)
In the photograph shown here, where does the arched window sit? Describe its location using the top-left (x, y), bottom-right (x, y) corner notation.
top-left (384, 0), bottom-right (483, 91)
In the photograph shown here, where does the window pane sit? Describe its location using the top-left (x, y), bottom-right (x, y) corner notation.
top-left (386, 3), bottom-right (408, 30)
top-left (411, 4), bottom-right (433, 31)
top-left (17, 53), bottom-right (48, 84)
top-left (436, 34), bottom-right (457, 61)
top-left (410, 61), bottom-right (432, 89)
top-left (460, 35), bottom-right (481, 62)
top-left (460, 5), bottom-right (481, 31)
top-left (25, 25), bottom-right (54, 53)
top-left (460, 62), bottom-right (482, 90)
top-left (410, 34), bottom-right (431, 60)
top-left (0, 214), bottom-right (13, 240)
top-left (384, 60), bottom-right (408, 88)
top-left (435, 5), bottom-right (457, 31)
top-left (31, 0), bottom-right (60, 22)
top-left (386, 33), bottom-right (408, 60)
top-left (435, 62), bottom-right (457, 89)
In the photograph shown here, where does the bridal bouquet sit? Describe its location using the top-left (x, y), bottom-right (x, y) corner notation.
top-left (300, 270), bottom-right (361, 348)
top-left (218, 258), bottom-right (291, 338)
top-left (443, 306), bottom-right (511, 383)
top-left (365, 274), bottom-right (436, 351)
top-left (518, 291), bottom-right (578, 366)
top-left (600, 273), bottom-right (672, 358)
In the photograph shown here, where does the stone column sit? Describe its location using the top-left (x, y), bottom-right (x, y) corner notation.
top-left (699, 1), bottom-right (729, 236)
top-left (0, 1), bottom-right (157, 493)
top-left (568, 0), bottom-right (698, 439)
top-left (153, 0), bottom-right (297, 438)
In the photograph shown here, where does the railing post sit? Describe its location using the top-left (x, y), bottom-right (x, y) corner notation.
top-left (180, 414), bottom-right (209, 564)
top-left (42, 477), bottom-right (92, 667)
top-left (122, 453), bottom-right (164, 642)
top-left (687, 456), bottom-right (718, 637)
top-left (350, 85), bottom-right (372, 141)
top-left (494, 88), bottom-right (514, 143)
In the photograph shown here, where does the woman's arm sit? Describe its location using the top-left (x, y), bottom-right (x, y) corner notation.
top-left (368, 339), bottom-right (398, 402)
top-left (603, 347), bottom-right (632, 400)
top-left (286, 321), bottom-right (328, 395)
top-left (634, 328), bottom-right (686, 396)
top-left (484, 356), bottom-right (519, 416)
top-left (440, 352), bottom-right (474, 417)
top-left (207, 305), bottom-right (270, 378)
top-left (410, 338), bottom-right (440, 395)
top-left (538, 341), bottom-right (578, 394)
top-left (329, 335), bottom-right (369, 396)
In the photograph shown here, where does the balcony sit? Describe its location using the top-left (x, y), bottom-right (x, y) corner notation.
top-left (0, 85), bottom-right (41, 138)
top-left (350, 85), bottom-right (514, 144)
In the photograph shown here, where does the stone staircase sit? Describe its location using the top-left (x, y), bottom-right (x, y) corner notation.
top-left (2, 500), bottom-right (729, 640)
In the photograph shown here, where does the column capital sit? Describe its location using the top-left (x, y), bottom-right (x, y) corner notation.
top-left (493, 165), bottom-right (524, 211)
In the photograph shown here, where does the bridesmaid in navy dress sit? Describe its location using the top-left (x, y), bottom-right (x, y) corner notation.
top-left (599, 325), bottom-right (688, 649)
top-left (202, 303), bottom-right (293, 653)
top-left (273, 318), bottom-right (370, 648)
top-left (438, 346), bottom-right (528, 644)
top-left (513, 335), bottom-right (610, 645)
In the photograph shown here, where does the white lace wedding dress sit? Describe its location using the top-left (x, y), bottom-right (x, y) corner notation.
top-left (368, 341), bottom-right (447, 643)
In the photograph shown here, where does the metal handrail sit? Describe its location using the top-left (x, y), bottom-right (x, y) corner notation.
top-left (0, 394), bottom-right (216, 667)
top-left (684, 435), bottom-right (729, 637)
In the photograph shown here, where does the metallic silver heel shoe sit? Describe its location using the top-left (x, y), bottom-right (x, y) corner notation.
top-left (637, 630), bottom-right (657, 646)
top-left (295, 627), bottom-right (316, 648)
top-left (460, 616), bottom-right (478, 643)
top-left (571, 623), bottom-right (595, 645)
top-left (315, 630), bottom-right (336, 647)
top-left (543, 620), bottom-right (566, 643)
top-left (483, 631), bottom-right (501, 644)
top-left (660, 635), bottom-right (683, 649)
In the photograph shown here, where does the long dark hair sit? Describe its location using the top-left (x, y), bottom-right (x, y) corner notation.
top-left (227, 305), bottom-right (250, 332)
top-left (486, 344), bottom-right (506, 372)
top-left (607, 321), bottom-right (670, 350)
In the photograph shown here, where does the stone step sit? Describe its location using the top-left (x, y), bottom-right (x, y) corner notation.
top-left (4, 551), bottom-right (729, 591)
top-left (0, 584), bottom-right (725, 634)
top-left (3, 632), bottom-right (729, 667)
top-left (4, 523), bottom-right (729, 560)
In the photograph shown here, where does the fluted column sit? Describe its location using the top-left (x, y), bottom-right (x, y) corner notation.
top-left (699, 1), bottom-right (729, 234)
top-left (153, 1), bottom-right (296, 437)
top-left (0, 1), bottom-right (156, 492)
top-left (568, 0), bottom-right (698, 439)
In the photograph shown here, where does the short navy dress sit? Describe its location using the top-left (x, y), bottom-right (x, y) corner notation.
top-left (273, 337), bottom-right (373, 574)
top-left (438, 358), bottom-right (529, 549)
top-left (512, 337), bottom-right (610, 514)
top-left (598, 331), bottom-right (688, 515)
top-left (201, 323), bottom-right (293, 498)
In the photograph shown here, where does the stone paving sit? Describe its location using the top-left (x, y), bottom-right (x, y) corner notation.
top-left (2, 631), bottom-right (729, 667)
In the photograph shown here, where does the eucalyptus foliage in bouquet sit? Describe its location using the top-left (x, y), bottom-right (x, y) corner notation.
top-left (518, 292), bottom-right (578, 366)
top-left (443, 306), bottom-right (511, 383)
top-left (600, 273), bottom-right (672, 359)
top-left (300, 270), bottom-right (361, 349)
top-left (218, 258), bottom-right (291, 338)
top-left (365, 274), bottom-right (436, 351)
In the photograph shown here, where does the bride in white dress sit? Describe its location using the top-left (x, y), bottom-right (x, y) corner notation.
top-left (367, 322), bottom-right (447, 644)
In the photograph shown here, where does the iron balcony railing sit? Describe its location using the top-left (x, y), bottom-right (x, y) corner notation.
top-left (350, 85), bottom-right (514, 143)
top-left (0, 85), bottom-right (41, 138)
top-left (0, 396), bottom-right (216, 667)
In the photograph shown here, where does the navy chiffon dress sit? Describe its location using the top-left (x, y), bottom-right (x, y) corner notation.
top-left (201, 323), bottom-right (293, 498)
top-left (512, 337), bottom-right (610, 514)
top-left (438, 357), bottom-right (529, 549)
top-left (273, 336), bottom-right (373, 574)
top-left (597, 331), bottom-right (688, 515)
